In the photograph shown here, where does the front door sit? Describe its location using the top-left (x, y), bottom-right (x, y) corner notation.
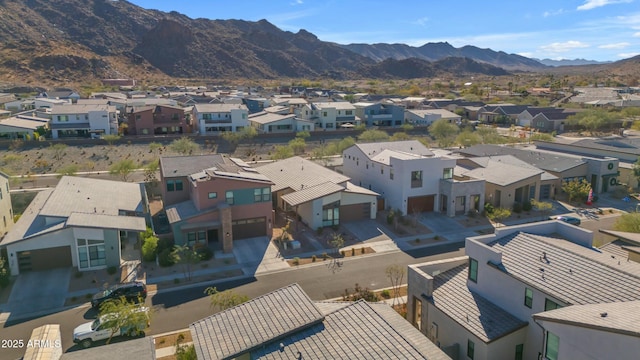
top-left (207, 229), bottom-right (220, 250)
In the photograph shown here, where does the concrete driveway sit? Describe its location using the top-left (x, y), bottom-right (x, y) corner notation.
top-left (342, 220), bottom-right (391, 242)
top-left (4, 267), bottom-right (71, 321)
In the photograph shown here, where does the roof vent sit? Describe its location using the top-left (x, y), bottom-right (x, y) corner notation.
top-left (600, 312), bottom-right (608, 318)
top-left (280, 343), bottom-right (285, 352)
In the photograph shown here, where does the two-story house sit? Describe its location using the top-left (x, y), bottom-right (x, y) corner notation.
top-left (160, 155), bottom-right (274, 253)
top-left (49, 104), bottom-right (118, 138)
top-left (126, 104), bottom-right (189, 135)
top-left (299, 102), bottom-right (358, 130)
top-left (0, 171), bottom-right (14, 239)
top-left (342, 141), bottom-right (485, 217)
top-left (353, 102), bottom-right (405, 127)
top-left (407, 220), bottom-right (640, 360)
top-left (192, 103), bottom-right (249, 135)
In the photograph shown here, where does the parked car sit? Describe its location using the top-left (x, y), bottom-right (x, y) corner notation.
top-left (91, 281), bottom-right (147, 309)
top-left (555, 216), bottom-right (581, 226)
top-left (73, 306), bottom-right (149, 348)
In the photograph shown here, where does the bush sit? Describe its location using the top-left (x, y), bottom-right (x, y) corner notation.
top-left (311, 255), bottom-right (317, 262)
top-left (141, 235), bottom-right (159, 262)
top-left (361, 247), bottom-right (365, 254)
top-left (107, 266), bottom-right (118, 275)
top-left (158, 248), bottom-right (175, 267)
top-left (322, 252), bottom-right (328, 260)
top-left (74, 271), bottom-right (83, 278)
top-left (0, 256), bottom-right (10, 289)
top-left (316, 227), bottom-right (323, 235)
top-left (380, 289), bottom-right (391, 299)
top-left (484, 202), bottom-right (495, 214)
top-left (197, 247), bottom-right (214, 261)
top-left (351, 248), bottom-right (355, 256)
top-left (512, 202), bottom-right (522, 213)
top-left (522, 201), bottom-right (532, 212)
top-left (293, 257), bottom-right (300, 266)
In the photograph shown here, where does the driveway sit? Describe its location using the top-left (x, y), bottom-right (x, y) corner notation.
top-left (4, 267), bottom-right (71, 321)
top-left (342, 220), bottom-right (391, 242)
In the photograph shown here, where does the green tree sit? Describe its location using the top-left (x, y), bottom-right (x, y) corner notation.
top-left (296, 130), bottom-right (311, 139)
top-left (175, 337), bottom-right (196, 360)
top-left (390, 132), bottom-right (411, 141)
top-left (342, 283), bottom-right (380, 302)
top-left (271, 145), bottom-right (294, 160)
top-left (530, 199), bottom-right (553, 219)
top-left (455, 130), bottom-right (481, 147)
top-left (566, 109), bottom-right (617, 134)
top-left (562, 179), bottom-right (591, 202)
top-left (149, 142), bottom-right (163, 156)
top-left (337, 136), bottom-right (356, 153)
top-left (429, 119), bottom-right (459, 148)
top-left (56, 164), bottom-right (79, 178)
top-left (49, 143), bottom-right (67, 161)
top-left (204, 287), bottom-right (249, 311)
top-left (385, 264), bottom-right (405, 307)
top-left (0, 256), bottom-right (10, 288)
top-left (633, 157), bottom-right (640, 189)
top-left (141, 232), bottom-right (159, 262)
top-left (358, 129), bottom-right (389, 142)
top-left (98, 297), bottom-right (150, 345)
top-left (613, 212), bottom-right (640, 233)
top-left (102, 134), bottom-right (121, 146)
top-left (288, 137), bottom-right (306, 155)
top-left (109, 159), bottom-right (137, 182)
top-left (170, 136), bottom-right (200, 155)
top-left (487, 207), bottom-right (511, 227)
top-left (172, 245), bottom-right (200, 281)
top-left (329, 232), bottom-right (344, 255)
top-left (476, 126), bottom-right (506, 144)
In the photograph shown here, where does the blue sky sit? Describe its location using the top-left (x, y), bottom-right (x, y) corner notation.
top-left (128, 0), bottom-right (640, 61)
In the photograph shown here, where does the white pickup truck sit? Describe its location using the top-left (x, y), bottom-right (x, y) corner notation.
top-left (73, 307), bottom-right (149, 348)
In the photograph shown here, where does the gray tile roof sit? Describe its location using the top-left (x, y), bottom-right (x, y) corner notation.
top-left (459, 144), bottom-right (586, 173)
top-left (66, 213), bottom-right (147, 232)
top-left (533, 301), bottom-right (640, 338)
top-left (599, 239), bottom-right (632, 260)
top-left (60, 336), bottom-right (156, 360)
top-left (281, 182), bottom-right (344, 206)
top-left (344, 181), bottom-right (379, 196)
top-left (248, 112), bottom-right (295, 125)
top-left (354, 140), bottom-right (434, 160)
top-left (486, 232), bottom-right (640, 305)
top-left (160, 155), bottom-right (226, 178)
top-left (194, 103), bottom-right (248, 112)
top-left (255, 156), bottom-right (350, 192)
top-left (252, 300), bottom-right (449, 360)
top-left (570, 138), bottom-right (640, 156)
top-left (51, 104), bottom-right (115, 114)
top-left (190, 284), bottom-right (324, 360)
top-left (39, 176), bottom-right (144, 218)
top-left (459, 156), bottom-right (543, 186)
top-left (431, 264), bottom-right (528, 343)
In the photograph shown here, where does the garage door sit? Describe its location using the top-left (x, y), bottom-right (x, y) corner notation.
top-left (232, 217), bottom-right (267, 239)
top-left (18, 246), bottom-right (73, 273)
top-left (407, 195), bottom-right (435, 213)
top-left (340, 203), bottom-right (371, 222)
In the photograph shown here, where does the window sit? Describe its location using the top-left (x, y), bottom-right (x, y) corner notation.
top-left (346, 110), bottom-right (353, 115)
top-left (515, 344), bottom-right (524, 360)
top-left (323, 111), bottom-right (327, 117)
top-left (175, 180), bottom-right (183, 191)
top-left (524, 288), bottom-right (533, 308)
top-left (468, 258), bottom-right (478, 283)
top-left (443, 167), bottom-right (453, 179)
top-left (467, 339), bottom-right (475, 359)
top-left (254, 188), bottom-right (262, 202)
top-left (58, 115), bottom-right (69, 122)
top-left (545, 298), bottom-right (562, 311)
top-left (262, 187), bottom-right (271, 202)
top-left (412, 296), bottom-right (422, 330)
top-left (545, 331), bottom-right (559, 360)
top-left (166, 180), bottom-right (175, 192)
top-left (208, 192), bottom-right (217, 199)
top-left (390, 168), bottom-right (394, 180)
top-left (0, 187), bottom-right (2, 200)
top-left (186, 231), bottom-right (206, 246)
top-left (226, 191), bottom-right (234, 205)
top-left (326, 123), bottom-right (334, 128)
top-left (77, 238), bottom-right (106, 269)
top-left (411, 170), bottom-right (423, 188)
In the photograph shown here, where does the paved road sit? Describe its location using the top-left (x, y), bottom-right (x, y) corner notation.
top-left (0, 247), bottom-right (464, 359)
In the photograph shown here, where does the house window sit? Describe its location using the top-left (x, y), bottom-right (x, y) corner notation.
top-left (326, 123), bottom-right (334, 128)
top-left (515, 344), bottom-right (524, 360)
top-left (0, 187), bottom-right (2, 200)
top-left (142, 129), bottom-right (149, 135)
top-left (175, 180), bottom-right (183, 191)
top-left (412, 296), bottom-right (422, 330)
top-left (346, 110), bottom-right (353, 115)
top-left (58, 115), bottom-right (69, 122)
top-left (545, 332), bottom-right (559, 360)
top-left (323, 111), bottom-right (328, 117)
top-left (443, 167), bottom-right (453, 179)
top-left (524, 288), bottom-right (533, 308)
top-left (381, 168), bottom-right (384, 175)
top-left (262, 187), bottom-right (271, 201)
top-left (468, 258), bottom-right (478, 283)
top-left (166, 180), bottom-right (175, 192)
top-left (322, 202), bottom-right (340, 227)
top-left (208, 192), bottom-right (217, 199)
top-left (545, 298), bottom-right (562, 311)
top-left (467, 340), bottom-right (475, 359)
top-left (390, 168), bottom-right (394, 180)
top-left (77, 238), bottom-right (106, 269)
top-left (203, 113), bottom-right (212, 120)
top-left (226, 191), bottom-right (234, 205)
top-left (254, 188), bottom-right (262, 202)
top-left (411, 170), bottom-right (423, 188)
top-left (186, 231), bottom-right (206, 246)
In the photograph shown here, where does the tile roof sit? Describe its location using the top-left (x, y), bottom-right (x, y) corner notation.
top-left (66, 213), bottom-right (147, 232)
top-left (50, 104), bottom-right (114, 114)
top-left (406, 109), bottom-right (461, 118)
top-left (60, 337), bottom-right (156, 360)
top-left (160, 155), bottom-right (226, 177)
top-left (311, 101), bottom-right (356, 110)
top-left (190, 284), bottom-right (324, 360)
top-left (255, 156), bottom-right (350, 192)
top-left (0, 116), bottom-right (47, 130)
top-left (248, 112), bottom-right (295, 125)
top-left (533, 301), bottom-right (640, 338)
top-left (354, 140), bottom-right (434, 160)
top-left (344, 181), bottom-right (379, 196)
top-left (459, 144), bottom-right (586, 173)
top-left (486, 232), bottom-right (640, 305)
top-left (194, 103), bottom-right (248, 112)
top-left (459, 156), bottom-right (543, 186)
top-left (430, 264), bottom-right (528, 343)
top-left (39, 176), bottom-right (144, 218)
top-left (599, 239), bottom-right (632, 260)
top-left (281, 182), bottom-right (345, 206)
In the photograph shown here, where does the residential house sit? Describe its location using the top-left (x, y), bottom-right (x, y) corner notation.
top-left (34, 98), bottom-right (71, 109)
top-left (404, 109), bottom-right (461, 126)
top-left (516, 107), bottom-right (565, 127)
top-left (256, 156), bottom-right (377, 229)
top-left (0, 113), bottom-right (48, 140)
top-left (342, 141), bottom-right (485, 217)
top-left (353, 102), bottom-right (405, 127)
top-left (4, 98), bottom-right (35, 112)
top-left (477, 104), bottom-right (529, 124)
top-left (39, 89), bottom-right (81, 103)
top-left (248, 112), bottom-right (313, 133)
top-left (298, 102), bottom-right (358, 130)
top-left (458, 144), bottom-right (620, 195)
top-left (192, 103), bottom-right (249, 135)
top-left (49, 104), bottom-right (118, 138)
top-left (160, 155), bottom-right (274, 252)
top-left (530, 110), bottom-right (577, 133)
top-left (0, 172), bottom-right (14, 240)
top-left (407, 220), bottom-right (640, 360)
top-left (190, 283), bottom-right (451, 360)
top-left (0, 176), bottom-right (148, 275)
top-left (126, 104), bottom-right (189, 135)
top-left (59, 337), bottom-right (155, 360)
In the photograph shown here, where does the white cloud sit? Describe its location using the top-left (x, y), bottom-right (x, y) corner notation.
top-left (577, 0), bottom-right (632, 11)
top-left (517, 52), bottom-right (534, 57)
top-left (412, 17), bottom-right (429, 26)
top-left (290, 0), bottom-right (303, 5)
top-left (599, 42), bottom-right (630, 49)
top-left (633, 32), bottom-right (640, 37)
top-left (540, 40), bottom-right (590, 53)
top-left (543, 9), bottom-right (564, 17)
top-left (618, 52), bottom-right (640, 58)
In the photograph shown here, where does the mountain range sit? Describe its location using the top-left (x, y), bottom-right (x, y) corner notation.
top-left (0, 0), bottom-right (636, 86)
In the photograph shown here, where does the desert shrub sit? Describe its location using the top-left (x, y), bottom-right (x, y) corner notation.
top-left (0, 257), bottom-right (10, 288)
top-left (141, 235), bottom-right (159, 262)
top-left (484, 202), bottom-right (495, 214)
top-left (158, 248), bottom-right (175, 267)
top-left (522, 201), bottom-right (532, 212)
top-left (380, 289), bottom-right (391, 299)
top-left (512, 202), bottom-right (522, 213)
top-left (106, 266), bottom-right (118, 275)
top-left (197, 247), bottom-right (214, 261)
top-left (322, 252), bottom-right (328, 260)
top-left (293, 257), bottom-right (300, 266)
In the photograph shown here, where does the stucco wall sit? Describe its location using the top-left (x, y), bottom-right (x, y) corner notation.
top-left (0, 175), bottom-right (13, 236)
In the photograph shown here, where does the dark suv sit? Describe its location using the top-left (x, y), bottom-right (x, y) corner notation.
top-left (91, 281), bottom-right (147, 309)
